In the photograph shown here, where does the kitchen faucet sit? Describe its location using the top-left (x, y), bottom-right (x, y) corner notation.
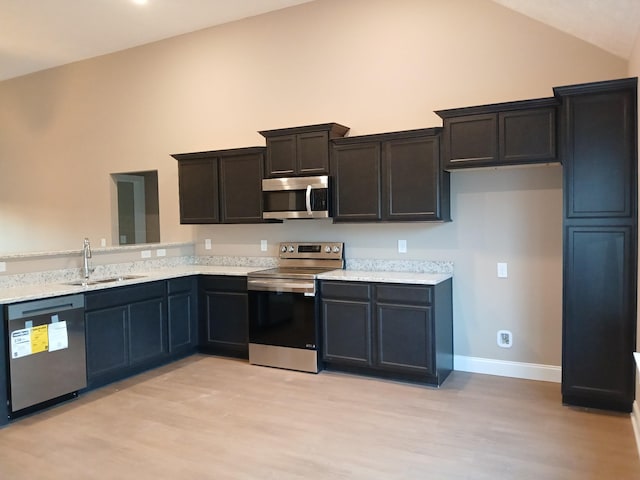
top-left (82, 237), bottom-right (93, 280)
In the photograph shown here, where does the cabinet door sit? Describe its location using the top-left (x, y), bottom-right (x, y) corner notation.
top-left (322, 299), bottom-right (372, 366)
top-left (499, 107), bottom-right (556, 164)
top-left (128, 298), bottom-right (166, 366)
top-left (219, 153), bottom-right (264, 223)
top-left (168, 292), bottom-right (195, 352)
top-left (562, 226), bottom-right (636, 411)
top-left (297, 131), bottom-right (329, 175)
top-left (266, 135), bottom-right (296, 177)
top-left (0, 307), bottom-right (6, 426)
top-left (86, 306), bottom-right (129, 380)
top-left (331, 142), bottom-right (381, 221)
top-left (375, 303), bottom-right (434, 375)
top-left (177, 158), bottom-right (219, 224)
top-left (563, 90), bottom-right (635, 219)
top-left (382, 135), bottom-right (441, 221)
top-left (202, 290), bottom-right (249, 357)
top-left (442, 113), bottom-right (497, 169)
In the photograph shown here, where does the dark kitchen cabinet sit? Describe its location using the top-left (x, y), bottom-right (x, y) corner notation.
top-left (320, 278), bottom-right (453, 386)
top-left (331, 128), bottom-right (450, 222)
top-left (0, 306), bottom-right (8, 426)
top-left (555, 78), bottom-right (638, 412)
top-left (259, 123), bottom-right (349, 177)
top-left (85, 281), bottom-right (167, 388)
top-left (436, 98), bottom-right (558, 170)
top-left (172, 147), bottom-right (267, 224)
top-left (199, 275), bottom-right (249, 358)
top-left (167, 277), bottom-right (198, 355)
top-left (321, 282), bottom-right (373, 366)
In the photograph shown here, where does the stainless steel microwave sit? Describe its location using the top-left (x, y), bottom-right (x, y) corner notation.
top-left (262, 175), bottom-right (330, 220)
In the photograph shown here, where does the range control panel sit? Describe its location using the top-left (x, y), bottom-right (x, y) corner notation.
top-left (278, 242), bottom-right (344, 260)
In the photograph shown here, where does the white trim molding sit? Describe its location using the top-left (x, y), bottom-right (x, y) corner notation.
top-left (454, 355), bottom-right (561, 383)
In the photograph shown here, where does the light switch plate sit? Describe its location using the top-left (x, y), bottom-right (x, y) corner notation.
top-left (156, 249), bottom-right (166, 257)
top-left (260, 240), bottom-right (267, 252)
top-left (0, 262), bottom-right (6, 272)
top-left (497, 262), bottom-right (508, 278)
top-left (100, 238), bottom-right (107, 247)
top-left (398, 239), bottom-right (407, 253)
top-left (205, 239), bottom-right (212, 250)
top-left (141, 250), bottom-right (152, 259)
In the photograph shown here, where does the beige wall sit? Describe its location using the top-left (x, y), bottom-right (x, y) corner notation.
top-left (0, 0), bottom-right (628, 366)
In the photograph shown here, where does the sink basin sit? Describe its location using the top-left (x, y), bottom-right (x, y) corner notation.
top-left (65, 274), bottom-right (146, 286)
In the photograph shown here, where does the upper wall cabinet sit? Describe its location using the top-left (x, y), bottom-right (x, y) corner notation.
top-left (436, 98), bottom-right (558, 170)
top-left (172, 147), bottom-right (267, 224)
top-left (331, 128), bottom-right (450, 222)
top-left (259, 123), bottom-right (349, 177)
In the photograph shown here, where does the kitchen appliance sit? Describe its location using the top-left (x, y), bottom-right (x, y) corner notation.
top-left (262, 175), bottom-right (331, 220)
top-left (7, 294), bottom-right (87, 415)
top-left (248, 241), bottom-right (344, 373)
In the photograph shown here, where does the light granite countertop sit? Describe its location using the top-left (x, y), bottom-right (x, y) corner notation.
top-left (317, 270), bottom-right (452, 285)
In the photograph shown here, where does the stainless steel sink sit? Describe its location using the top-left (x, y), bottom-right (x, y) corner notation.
top-left (65, 274), bottom-right (145, 286)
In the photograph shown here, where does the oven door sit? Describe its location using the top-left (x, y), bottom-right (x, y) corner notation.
top-left (247, 279), bottom-right (320, 373)
top-left (262, 175), bottom-right (330, 220)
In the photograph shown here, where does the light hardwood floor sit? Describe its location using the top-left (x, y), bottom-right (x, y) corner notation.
top-left (0, 355), bottom-right (638, 479)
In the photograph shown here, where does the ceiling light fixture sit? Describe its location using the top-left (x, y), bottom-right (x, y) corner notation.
top-left (132, 0), bottom-right (148, 5)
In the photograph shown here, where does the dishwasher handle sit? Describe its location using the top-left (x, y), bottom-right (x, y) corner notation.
top-left (7, 294), bottom-right (85, 320)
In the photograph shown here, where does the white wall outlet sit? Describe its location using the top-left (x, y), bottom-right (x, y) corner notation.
top-left (204, 239), bottom-right (212, 250)
top-left (497, 262), bottom-right (508, 278)
top-left (0, 262), bottom-right (6, 273)
top-left (260, 240), bottom-right (267, 252)
top-left (141, 250), bottom-right (152, 259)
top-left (100, 238), bottom-right (107, 247)
top-left (497, 330), bottom-right (513, 348)
top-left (156, 248), bottom-right (166, 257)
top-left (398, 239), bottom-right (407, 253)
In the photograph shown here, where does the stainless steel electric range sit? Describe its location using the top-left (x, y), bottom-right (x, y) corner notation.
top-left (247, 241), bottom-right (344, 373)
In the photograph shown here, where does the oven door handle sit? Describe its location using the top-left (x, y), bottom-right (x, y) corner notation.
top-left (305, 184), bottom-right (312, 216)
top-left (247, 279), bottom-right (315, 295)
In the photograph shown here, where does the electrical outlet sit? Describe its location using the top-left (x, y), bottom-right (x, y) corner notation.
top-left (497, 330), bottom-right (513, 348)
top-left (260, 240), bottom-right (267, 252)
top-left (0, 262), bottom-right (6, 273)
top-left (141, 250), bottom-right (152, 259)
top-left (205, 239), bottom-right (212, 250)
top-left (100, 238), bottom-right (106, 247)
top-left (497, 262), bottom-right (508, 278)
top-left (398, 239), bottom-right (407, 253)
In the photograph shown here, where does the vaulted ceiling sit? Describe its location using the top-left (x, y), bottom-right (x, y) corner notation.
top-left (1, 0), bottom-right (639, 82)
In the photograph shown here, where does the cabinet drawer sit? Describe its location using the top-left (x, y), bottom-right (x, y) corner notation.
top-left (200, 275), bottom-right (247, 293)
top-left (167, 276), bottom-right (195, 294)
top-left (375, 284), bottom-right (432, 305)
top-left (320, 281), bottom-right (371, 301)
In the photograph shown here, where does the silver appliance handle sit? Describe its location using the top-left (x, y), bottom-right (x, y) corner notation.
top-left (247, 278), bottom-right (315, 295)
top-left (305, 184), bottom-right (312, 215)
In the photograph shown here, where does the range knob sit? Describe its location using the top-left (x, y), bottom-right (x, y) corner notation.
top-left (280, 245), bottom-right (287, 253)
top-left (332, 245), bottom-right (341, 253)
top-left (324, 245), bottom-right (331, 253)
top-left (288, 245), bottom-right (295, 253)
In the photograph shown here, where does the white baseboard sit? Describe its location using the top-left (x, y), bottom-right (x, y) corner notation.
top-left (633, 402), bottom-right (640, 458)
top-left (454, 355), bottom-right (561, 383)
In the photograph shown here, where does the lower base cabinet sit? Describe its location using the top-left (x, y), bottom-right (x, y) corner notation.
top-left (320, 279), bottom-right (453, 386)
top-left (199, 276), bottom-right (249, 358)
top-left (0, 307), bottom-right (8, 426)
top-left (168, 277), bottom-right (198, 355)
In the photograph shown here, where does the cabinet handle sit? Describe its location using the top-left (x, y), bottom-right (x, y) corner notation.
top-left (305, 184), bottom-right (312, 215)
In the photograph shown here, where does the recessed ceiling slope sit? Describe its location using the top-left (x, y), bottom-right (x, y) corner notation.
top-left (492, 0), bottom-right (640, 60)
top-left (0, 0), bottom-right (314, 81)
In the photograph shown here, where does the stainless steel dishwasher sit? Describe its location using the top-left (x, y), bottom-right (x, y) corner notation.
top-left (7, 294), bottom-right (86, 414)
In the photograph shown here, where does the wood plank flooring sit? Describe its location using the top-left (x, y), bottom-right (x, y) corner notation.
top-left (0, 354), bottom-right (638, 479)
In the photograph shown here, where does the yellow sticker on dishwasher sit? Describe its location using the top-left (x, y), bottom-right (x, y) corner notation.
top-left (30, 324), bottom-right (49, 354)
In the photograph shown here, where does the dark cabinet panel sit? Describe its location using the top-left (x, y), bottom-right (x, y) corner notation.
top-left (560, 89), bottom-right (635, 219)
top-left (562, 226), bottom-right (635, 410)
top-left (219, 152), bottom-right (264, 223)
top-left (383, 135), bottom-right (447, 221)
top-left (555, 77), bottom-right (638, 413)
top-left (376, 303), bottom-right (433, 375)
top-left (320, 279), bottom-right (452, 386)
top-left (128, 298), bottom-right (166, 366)
top-left (436, 98), bottom-right (558, 169)
top-left (331, 141), bottom-right (381, 221)
top-left (199, 276), bottom-right (249, 358)
top-left (260, 123), bottom-right (349, 177)
top-left (0, 307), bottom-right (7, 426)
top-left (176, 158), bottom-right (219, 224)
top-left (86, 306), bottom-right (128, 379)
top-left (322, 299), bottom-right (372, 366)
top-left (332, 128), bottom-right (450, 222)
top-left (168, 280), bottom-right (197, 354)
top-left (173, 147), bottom-right (266, 224)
